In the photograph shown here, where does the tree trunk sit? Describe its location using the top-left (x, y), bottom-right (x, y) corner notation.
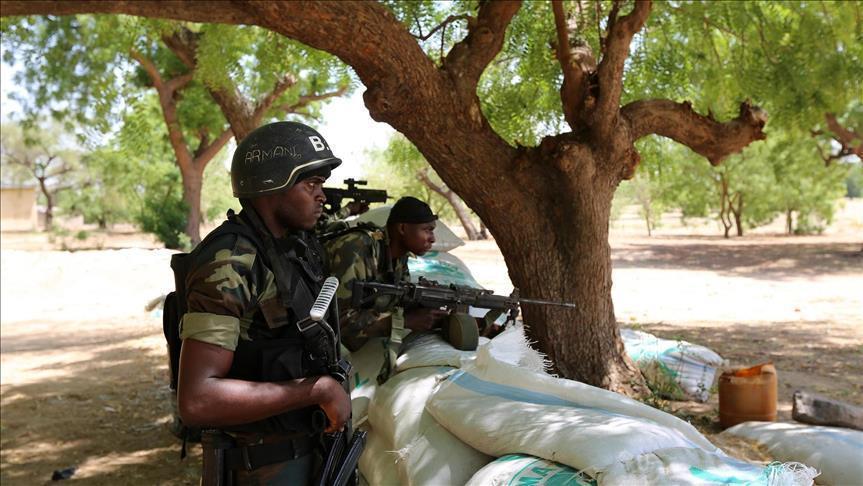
top-left (732, 194), bottom-right (744, 237)
top-left (479, 221), bottom-right (489, 240)
top-left (718, 176), bottom-right (733, 238)
top-left (488, 142), bottom-right (646, 395)
top-left (181, 164), bottom-right (204, 245)
top-left (37, 177), bottom-right (53, 230)
top-left (786, 209), bottom-right (794, 235)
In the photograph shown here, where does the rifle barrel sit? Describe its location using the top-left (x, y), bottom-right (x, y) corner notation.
top-left (518, 298), bottom-right (577, 309)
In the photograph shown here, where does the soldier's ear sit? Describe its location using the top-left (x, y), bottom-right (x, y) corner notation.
top-left (397, 223), bottom-right (407, 236)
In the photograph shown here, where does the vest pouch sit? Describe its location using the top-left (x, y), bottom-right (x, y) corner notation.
top-left (259, 340), bottom-right (306, 382)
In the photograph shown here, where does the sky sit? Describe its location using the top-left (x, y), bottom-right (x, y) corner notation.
top-left (0, 53), bottom-right (395, 182)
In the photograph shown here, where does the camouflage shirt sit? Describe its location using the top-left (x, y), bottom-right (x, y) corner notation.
top-left (181, 213), bottom-right (326, 351)
top-left (324, 225), bottom-right (410, 349)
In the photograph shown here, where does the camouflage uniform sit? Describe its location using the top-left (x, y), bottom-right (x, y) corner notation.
top-left (316, 206), bottom-right (353, 233)
top-left (181, 211), bottom-right (329, 485)
top-left (324, 225), bottom-right (410, 351)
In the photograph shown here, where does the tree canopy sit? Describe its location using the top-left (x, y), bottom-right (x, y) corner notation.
top-left (3, 0), bottom-right (859, 392)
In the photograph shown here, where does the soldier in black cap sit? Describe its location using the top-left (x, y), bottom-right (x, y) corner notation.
top-left (324, 196), bottom-right (448, 357)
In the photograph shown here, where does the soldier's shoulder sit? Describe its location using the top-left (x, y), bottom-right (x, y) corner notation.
top-left (325, 225), bottom-right (383, 250)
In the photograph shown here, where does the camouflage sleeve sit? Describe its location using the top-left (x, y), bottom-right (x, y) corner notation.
top-left (181, 233), bottom-right (266, 351)
top-left (325, 232), bottom-right (390, 343)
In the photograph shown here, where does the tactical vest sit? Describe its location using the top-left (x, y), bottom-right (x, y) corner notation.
top-left (165, 209), bottom-right (341, 436)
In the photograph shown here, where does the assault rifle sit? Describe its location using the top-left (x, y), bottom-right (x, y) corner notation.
top-left (350, 277), bottom-right (576, 350)
top-left (322, 178), bottom-right (388, 215)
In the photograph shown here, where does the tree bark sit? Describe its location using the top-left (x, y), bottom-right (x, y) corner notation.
top-left (786, 209), bottom-right (794, 235)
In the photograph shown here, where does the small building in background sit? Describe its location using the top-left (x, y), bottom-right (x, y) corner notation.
top-left (1, 183), bottom-right (39, 231)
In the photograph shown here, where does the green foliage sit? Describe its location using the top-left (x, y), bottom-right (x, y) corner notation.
top-left (201, 156), bottom-right (237, 223)
top-left (847, 165), bottom-right (863, 198)
top-left (365, 134), bottom-right (458, 222)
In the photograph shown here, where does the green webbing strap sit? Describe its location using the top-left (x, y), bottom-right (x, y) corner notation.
top-left (377, 307), bottom-right (406, 384)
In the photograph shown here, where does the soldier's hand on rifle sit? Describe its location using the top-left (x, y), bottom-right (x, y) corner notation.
top-left (405, 308), bottom-right (449, 332)
top-left (346, 201), bottom-right (370, 216)
top-left (315, 375), bottom-right (351, 433)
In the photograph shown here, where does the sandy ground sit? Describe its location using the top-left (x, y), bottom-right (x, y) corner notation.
top-left (1, 201), bottom-right (861, 484)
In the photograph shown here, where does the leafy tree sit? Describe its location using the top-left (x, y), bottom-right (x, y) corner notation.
top-left (2, 15), bottom-right (350, 244)
top-left (4, 1), bottom-right (861, 394)
top-left (767, 134), bottom-right (850, 234)
top-left (0, 122), bottom-right (81, 228)
top-left (367, 134), bottom-right (487, 239)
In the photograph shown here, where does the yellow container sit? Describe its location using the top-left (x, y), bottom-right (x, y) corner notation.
top-left (718, 362), bottom-right (778, 429)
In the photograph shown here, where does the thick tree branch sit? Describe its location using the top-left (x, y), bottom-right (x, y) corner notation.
top-left (251, 75), bottom-right (298, 122)
top-left (823, 113), bottom-right (863, 163)
top-left (594, 0), bottom-right (652, 137)
top-left (194, 128), bottom-right (233, 167)
top-left (161, 28), bottom-right (198, 70)
top-left (129, 49), bottom-right (195, 172)
top-left (2, 0), bottom-right (519, 218)
top-left (0, 1), bottom-right (250, 24)
top-left (443, 1), bottom-right (521, 88)
top-left (552, 1), bottom-right (597, 130)
top-left (623, 99), bottom-right (767, 165)
top-left (412, 14), bottom-right (471, 41)
top-left (278, 85), bottom-right (349, 114)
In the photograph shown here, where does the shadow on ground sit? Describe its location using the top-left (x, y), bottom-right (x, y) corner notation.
top-left (0, 322), bottom-right (200, 485)
top-left (612, 239), bottom-right (863, 280)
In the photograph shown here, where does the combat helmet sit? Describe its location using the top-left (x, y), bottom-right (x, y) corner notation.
top-left (231, 121), bottom-right (342, 198)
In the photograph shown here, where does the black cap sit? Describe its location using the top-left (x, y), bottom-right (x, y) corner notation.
top-left (387, 196), bottom-right (438, 224)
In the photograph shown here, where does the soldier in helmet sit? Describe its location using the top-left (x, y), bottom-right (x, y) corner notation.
top-left (177, 121), bottom-right (351, 484)
top-left (324, 196), bottom-right (448, 360)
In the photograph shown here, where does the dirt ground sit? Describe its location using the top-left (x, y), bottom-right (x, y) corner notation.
top-left (1, 201), bottom-right (861, 485)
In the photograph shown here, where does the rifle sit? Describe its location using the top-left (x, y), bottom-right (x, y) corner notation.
top-left (350, 277), bottom-right (577, 350)
top-left (322, 178), bottom-right (388, 215)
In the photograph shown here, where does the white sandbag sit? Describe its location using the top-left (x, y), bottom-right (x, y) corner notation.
top-left (426, 342), bottom-right (719, 476)
top-left (621, 328), bottom-right (724, 402)
top-left (358, 429), bottom-right (400, 486)
top-left (367, 366), bottom-right (492, 485)
top-left (598, 446), bottom-right (818, 486)
top-left (348, 338), bottom-right (388, 427)
top-left (723, 421), bottom-right (863, 485)
top-left (408, 251), bottom-right (482, 287)
top-left (395, 332), bottom-right (488, 372)
top-left (466, 454), bottom-right (594, 486)
top-left (356, 206), bottom-right (464, 252)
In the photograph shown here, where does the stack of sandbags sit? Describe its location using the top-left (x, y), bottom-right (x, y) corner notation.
top-left (427, 333), bottom-right (817, 486)
top-left (363, 366), bottom-right (492, 485)
top-left (621, 328), bottom-right (724, 402)
top-left (722, 421), bottom-right (863, 485)
top-left (357, 326), bottom-right (545, 485)
top-left (347, 337), bottom-right (388, 428)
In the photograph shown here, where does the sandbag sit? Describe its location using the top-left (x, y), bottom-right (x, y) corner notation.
top-left (367, 366), bottom-right (492, 485)
top-left (621, 328), bottom-right (723, 402)
top-left (597, 446), bottom-right (817, 486)
top-left (408, 250), bottom-right (481, 287)
top-left (348, 337), bottom-right (388, 427)
top-left (358, 429), bottom-right (400, 486)
top-left (395, 332), bottom-right (488, 372)
top-left (466, 454), bottom-right (595, 486)
top-left (723, 421), bottom-right (863, 485)
top-left (426, 342), bottom-right (719, 477)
